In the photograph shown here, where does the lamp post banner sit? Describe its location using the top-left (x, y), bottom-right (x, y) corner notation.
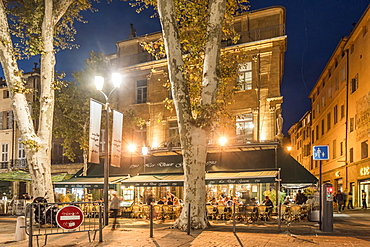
top-left (89, 99), bottom-right (102, 164)
top-left (111, 110), bottom-right (123, 167)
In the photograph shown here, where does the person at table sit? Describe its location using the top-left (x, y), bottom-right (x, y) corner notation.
top-left (295, 190), bottom-right (307, 205)
top-left (157, 197), bottom-right (166, 205)
top-left (207, 198), bottom-right (217, 205)
top-left (250, 197), bottom-right (258, 206)
top-left (283, 196), bottom-right (291, 205)
top-left (167, 197), bottom-right (174, 205)
top-left (224, 196), bottom-right (233, 207)
top-left (173, 197), bottom-right (181, 206)
top-left (262, 196), bottom-right (274, 217)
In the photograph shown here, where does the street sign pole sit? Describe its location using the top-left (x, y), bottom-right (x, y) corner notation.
top-left (313, 145), bottom-right (329, 231)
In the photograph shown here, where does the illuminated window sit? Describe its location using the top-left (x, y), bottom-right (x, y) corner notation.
top-left (236, 113), bottom-right (254, 142)
top-left (237, 62), bottom-right (252, 91)
top-left (136, 79), bottom-right (147, 104)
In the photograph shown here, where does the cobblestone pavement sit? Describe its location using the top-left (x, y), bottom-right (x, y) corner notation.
top-left (1, 209), bottom-right (370, 247)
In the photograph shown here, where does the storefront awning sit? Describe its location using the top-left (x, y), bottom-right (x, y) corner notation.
top-left (54, 176), bottom-right (128, 189)
top-left (121, 170), bottom-right (279, 187)
top-left (84, 147), bottom-right (317, 185)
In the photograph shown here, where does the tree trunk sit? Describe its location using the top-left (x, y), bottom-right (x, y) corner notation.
top-left (157, 0), bottom-right (226, 230)
top-left (174, 126), bottom-right (209, 230)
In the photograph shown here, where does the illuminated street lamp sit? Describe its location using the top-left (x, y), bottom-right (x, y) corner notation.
top-left (142, 146), bottom-right (149, 173)
top-left (218, 136), bottom-right (227, 147)
top-left (94, 73), bottom-right (121, 226)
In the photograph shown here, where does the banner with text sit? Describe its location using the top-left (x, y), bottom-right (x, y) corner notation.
top-left (88, 99), bottom-right (102, 164)
top-left (111, 110), bottom-right (123, 167)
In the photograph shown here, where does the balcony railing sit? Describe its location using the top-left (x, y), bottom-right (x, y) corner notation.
top-left (118, 24), bottom-right (285, 67)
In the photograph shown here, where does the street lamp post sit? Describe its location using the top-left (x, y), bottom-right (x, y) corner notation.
top-left (142, 146), bottom-right (148, 174)
top-left (94, 73), bottom-right (121, 226)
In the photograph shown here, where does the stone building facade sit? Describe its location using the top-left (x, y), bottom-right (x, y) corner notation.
top-left (289, 5), bottom-right (370, 207)
top-left (110, 6), bottom-right (287, 154)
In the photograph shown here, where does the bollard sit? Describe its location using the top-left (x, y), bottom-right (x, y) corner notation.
top-left (15, 216), bottom-right (26, 241)
top-left (150, 204), bottom-right (153, 238)
top-left (232, 203), bottom-right (236, 233)
top-left (187, 203), bottom-right (191, 235)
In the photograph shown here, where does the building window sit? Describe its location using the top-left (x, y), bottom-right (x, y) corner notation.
top-left (316, 104), bottom-right (320, 114)
top-left (236, 113), bottom-right (254, 142)
top-left (315, 125), bottom-right (319, 140)
top-left (340, 141), bottom-right (344, 156)
top-left (136, 79), bottom-right (147, 104)
top-left (322, 96), bottom-right (325, 107)
top-left (0, 111), bottom-right (2, 130)
top-left (237, 62), bottom-right (252, 91)
top-left (361, 141), bottom-right (368, 159)
top-left (3, 90), bottom-right (9, 99)
top-left (333, 139), bottom-right (336, 159)
top-left (350, 44), bottom-right (354, 54)
top-left (311, 130), bottom-right (315, 143)
top-left (341, 67), bottom-right (346, 82)
top-left (321, 119), bottom-right (325, 136)
top-left (328, 85), bottom-right (332, 99)
top-left (18, 138), bottom-right (26, 159)
top-left (168, 121), bottom-right (179, 144)
top-left (327, 113), bottom-right (331, 131)
top-left (350, 74), bottom-right (358, 93)
top-left (340, 105), bottom-right (345, 119)
top-left (333, 105), bottom-right (338, 124)
top-left (1, 143), bottom-right (8, 169)
top-left (350, 117), bottom-right (354, 132)
top-left (349, 148), bottom-right (354, 163)
top-left (6, 110), bottom-right (13, 129)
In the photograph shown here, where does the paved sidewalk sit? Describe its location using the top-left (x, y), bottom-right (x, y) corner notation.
top-left (2, 209), bottom-right (370, 246)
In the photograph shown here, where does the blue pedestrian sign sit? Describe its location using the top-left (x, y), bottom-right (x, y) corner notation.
top-left (313, 145), bottom-right (329, 160)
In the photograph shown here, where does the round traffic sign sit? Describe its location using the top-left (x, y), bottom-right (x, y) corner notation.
top-left (56, 205), bottom-right (84, 230)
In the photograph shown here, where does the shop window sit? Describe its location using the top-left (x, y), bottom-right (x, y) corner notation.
top-left (236, 113), bottom-right (254, 142)
top-left (136, 79), bottom-right (147, 104)
top-left (237, 62), bottom-right (252, 91)
top-left (349, 148), bottom-right (354, 163)
top-left (361, 141), bottom-right (368, 159)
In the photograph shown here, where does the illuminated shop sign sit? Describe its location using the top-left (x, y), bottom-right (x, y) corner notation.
top-left (360, 167), bottom-right (370, 176)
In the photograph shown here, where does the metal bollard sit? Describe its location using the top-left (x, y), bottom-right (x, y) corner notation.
top-left (150, 204), bottom-right (153, 238)
top-left (233, 203), bottom-right (236, 233)
top-left (15, 216), bottom-right (26, 241)
top-left (187, 203), bottom-right (191, 235)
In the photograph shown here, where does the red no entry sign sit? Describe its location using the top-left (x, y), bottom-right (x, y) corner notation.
top-left (56, 205), bottom-right (84, 230)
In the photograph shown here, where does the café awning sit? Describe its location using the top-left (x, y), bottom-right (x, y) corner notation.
top-left (121, 170), bottom-right (279, 187)
top-left (54, 176), bottom-right (128, 189)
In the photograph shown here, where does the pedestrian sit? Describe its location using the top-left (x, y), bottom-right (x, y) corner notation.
top-left (110, 191), bottom-right (122, 230)
top-left (347, 192), bottom-right (354, 209)
top-left (335, 190), bottom-right (344, 213)
top-left (295, 190), bottom-right (307, 205)
top-left (362, 190), bottom-right (367, 209)
top-left (341, 190), bottom-right (347, 211)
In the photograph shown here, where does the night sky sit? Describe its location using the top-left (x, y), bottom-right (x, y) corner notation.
top-left (4, 0), bottom-right (370, 134)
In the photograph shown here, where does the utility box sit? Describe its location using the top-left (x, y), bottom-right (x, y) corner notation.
top-left (321, 183), bottom-right (334, 232)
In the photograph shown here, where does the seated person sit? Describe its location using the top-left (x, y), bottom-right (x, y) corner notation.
top-left (157, 197), bottom-right (166, 205)
top-left (167, 197), bottom-right (174, 205)
top-left (173, 197), bottom-right (181, 206)
top-left (262, 196), bottom-right (274, 216)
top-left (283, 196), bottom-right (291, 205)
top-left (250, 197), bottom-right (258, 206)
